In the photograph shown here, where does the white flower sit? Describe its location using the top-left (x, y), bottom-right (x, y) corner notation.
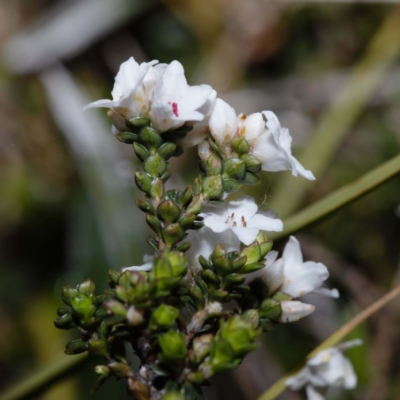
top-left (286, 339), bottom-right (362, 399)
top-left (262, 236), bottom-right (338, 299)
top-left (122, 254), bottom-right (153, 272)
top-left (84, 57), bottom-right (160, 120)
top-left (251, 111), bottom-right (315, 180)
top-left (84, 57), bottom-right (215, 136)
top-left (149, 61), bottom-right (215, 133)
top-left (278, 300), bottom-right (315, 323)
top-left (201, 196), bottom-right (283, 246)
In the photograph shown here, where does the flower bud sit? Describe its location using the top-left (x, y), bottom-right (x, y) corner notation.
top-left (259, 298), bottom-right (282, 320)
top-left (104, 300), bottom-right (127, 317)
top-left (139, 126), bottom-right (163, 150)
top-left (162, 224), bottom-right (185, 248)
top-left (206, 153), bottom-right (222, 175)
top-left (143, 154), bottom-right (167, 177)
top-left (127, 116), bottom-right (151, 129)
top-left (77, 279), bottom-right (96, 295)
top-left (65, 339), bottom-right (88, 355)
top-left (231, 137), bottom-right (250, 154)
top-left (158, 329), bottom-right (187, 363)
top-left (158, 200), bottom-right (181, 223)
top-left (202, 175), bottom-right (223, 199)
top-left (243, 172), bottom-right (260, 185)
top-left (158, 142), bottom-right (177, 160)
top-left (240, 153), bottom-right (262, 173)
top-left (109, 361), bottom-right (132, 377)
top-left (150, 304), bottom-right (179, 330)
top-left (222, 158), bottom-right (246, 180)
top-left (70, 293), bottom-right (96, 320)
top-left (94, 365), bottom-right (110, 376)
top-left (149, 178), bottom-right (164, 200)
top-left (89, 339), bottom-right (110, 358)
top-left (278, 301), bottom-right (315, 323)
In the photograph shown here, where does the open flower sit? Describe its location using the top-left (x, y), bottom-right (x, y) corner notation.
top-left (286, 339), bottom-right (362, 399)
top-left (251, 111), bottom-right (315, 180)
top-left (201, 196), bottom-right (283, 246)
top-left (262, 236), bottom-right (338, 299)
top-left (84, 57), bottom-right (215, 135)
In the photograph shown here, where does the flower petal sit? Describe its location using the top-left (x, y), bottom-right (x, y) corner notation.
top-left (247, 213), bottom-right (283, 232)
top-left (278, 301), bottom-right (315, 323)
top-left (231, 226), bottom-right (259, 245)
top-left (209, 98), bottom-right (237, 145)
top-left (261, 258), bottom-right (284, 294)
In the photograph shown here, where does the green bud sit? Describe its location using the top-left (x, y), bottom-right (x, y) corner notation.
top-left (115, 285), bottom-right (128, 303)
top-left (140, 126), bottom-right (163, 150)
top-left (108, 269), bottom-right (120, 285)
top-left (206, 154), bottom-right (222, 175)
top-left (158, 142), bottom-right (177, 160)
top-left (181, 186), bottom-right (193, 207)
top-left (200, 269), bottom-right (221, 286)
top-left (260, 298), bottom-right (282, 320)
top-left (143, 154), bottom-right (167, 177)
top-left (116, 132), bottom-right (139, 144)
top-left (70, 293), bottom-right (96, 320)
top-left (174, 241), bottom-right (191, 252)
top-left (109, 361), bottom-right (132, 377)
top-left (153, 258), bottom-right (172, 279)
top-left (222, 273), bottom-right (245, 289)
top-left (135, 171), bottom-right (152, 194)
top-left (194, 177), bottom-right (202, 196)
top-left (189, 285), bottom-right (205, 309)
top-left (222, 158), bottom-right (246, 180)
top-left (158, 200), bottom-right (181, 223)
top-left (158, 329), bottom-right (187, 363)
top-left (222, 179), bottom-right (243, 193)
top-left (177, 213), bottom-right (196, 230)
top-left (272, 291), bottom-right (292, 302)
top-left (77, 279), bottom-right (96, 295)
top-left (127, 117), bottom-right (150, 128)
top-left (104, 300), bottom-right (127, 317)
top-left (231, 256), bottom-right (247, 271)
top-left (242, 309), bottom-right (260, 329)
top-left (136, 199), bottom-right (156, 215)
top-left (163, 391), bottom-right (185, 400)
top-left (54, 313), bottom-right (73, 329)
top-left (243, 172), bottom-right (260, 185)
top-left (208, 339), bottom-right (238, 373)
top-left (94, 365), bottom-right (110, 376)
top-left (65, 339), bottom-right (88, 355)
top-left (209, 290), bottom-right (230, 302)
top-left (186, 195), bottom-right (202, 215)
top-left (62, 287), bottom-right (79, 306)
top-left (167, 251), bottom-right (189, 277)
top-left (231, 137), bottom-right (250, 154)
top-left (202, 175), bottom-right (222, 199)
top-left (150, 304), bottom-right (179, 330)
top-left (146, 214), bottom-right (163, 236)
top-left (162, 223), bottom-right (185, 248)
top-left (88, 339), bottom-right (110, 358)
top-left (198, 255), bottom-right (211, 270)
top-left (133, 142), bottom-right (150, 162)
top-left (149, 178), bottom-right (164, 200)
top-left (240, 153), bottom-right (262, 173)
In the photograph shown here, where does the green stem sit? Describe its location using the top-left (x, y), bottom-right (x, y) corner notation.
top-left (0, 354), bottom-right (87, 400)
top-left (269, 153), bottom-right (400, 241)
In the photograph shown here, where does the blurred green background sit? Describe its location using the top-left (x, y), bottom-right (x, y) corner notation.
top-left (0, 0), bottom-right (400, 399)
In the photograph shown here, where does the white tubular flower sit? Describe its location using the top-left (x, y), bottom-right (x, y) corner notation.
top-left (150, 61), bottom-right (215, 133)
top-left (84, 57), bottom-right (159, 120)
top-left (278, 236), bottom-right (339, 299)
top-left (122, 254), bottom-right (153, 272)
top-left (278, 301), bottom-right (315, 323)
top-left (286, 339), bottom-right (362, 399)
top-left (251, 111), bottom-right (315, 180)
top-left (201, 196), bottom-right (283, 246)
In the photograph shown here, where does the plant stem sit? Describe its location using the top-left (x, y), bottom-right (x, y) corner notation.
top-left (269, 152), bottom-right (400, 241)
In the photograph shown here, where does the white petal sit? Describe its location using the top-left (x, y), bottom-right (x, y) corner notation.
top-left (209, 98), bottom-right (237, 145)
top-left (342, 358), bottom-right (357, 389)
top-left (108, 109), bottom-right (127, 132)
top-left (122, 262), bottom-right (153, 272)
top-left (278, 301), bottom-right (315, 323)
top-left (231, 226), bottom-right (259, 246)
top-left (238, 112), bottom-right (265, 144)
top-left (203, 214), bottom-right (229, 233)
top-left (336, 339), bottom-right (363, 352)
top-left (178, 120), bottom-right (209, 148)
top-left (112, 57), bottom-right (141, 100)
top-left (281, 261), bottom-right (329, 298)
top-left (198, 140), bottom-right (212, 161)
top-left (83, 98), bottom-right (117, 111)
top-left (261, 258), bottom-right (284, 294)
top-left (286, 366), bottom-right (311, 390)
top-left (247, 213), bottom-right (283, 232)
top-left (227, 195), bottom-right (258, 221)
top-left (282, 236), bottom-right (304, 265)
top-left (313, 287), bottom-right (340, 298)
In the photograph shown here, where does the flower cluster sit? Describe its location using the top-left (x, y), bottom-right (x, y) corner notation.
top-left (54, 56), bottom-right (353, 400)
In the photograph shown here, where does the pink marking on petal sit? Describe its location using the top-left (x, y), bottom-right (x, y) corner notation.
top-left (172, 102), bottom-right (179, 117)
